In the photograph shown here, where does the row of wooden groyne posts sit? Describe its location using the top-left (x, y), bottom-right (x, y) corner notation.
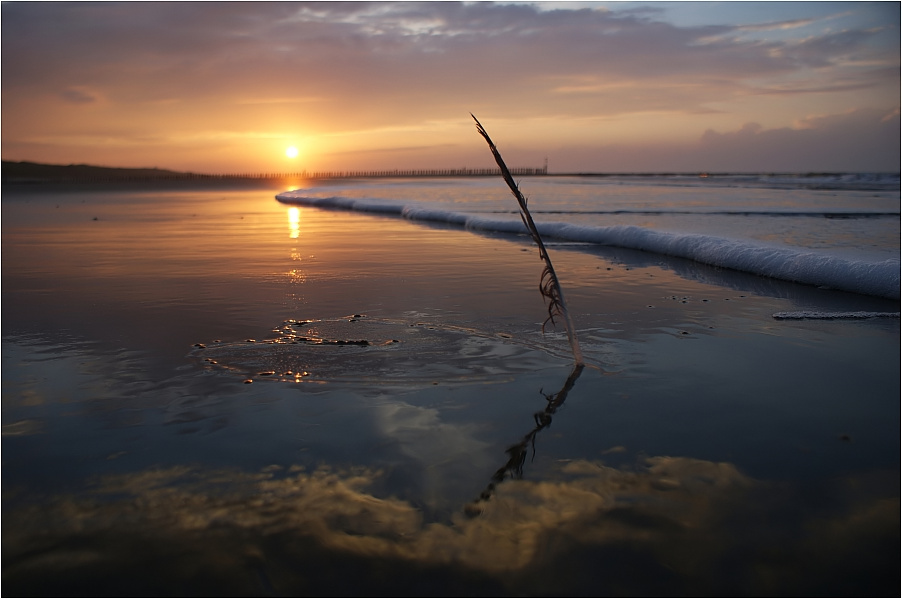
top-left (7, 166), bottom-right (548, 184)
top-left (280, 166), bottom-right (548, 179)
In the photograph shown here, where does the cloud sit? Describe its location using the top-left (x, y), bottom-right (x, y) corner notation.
top-left (1, 2), bottom-right (898, 171)
top-left (734, 17), bottom-right (817, 32)
top-left (58, 86), bottom-right (100, 104)
top-left (545, 107), bottom-right (900, 172)
top-left (695, 108), bottom-right (901, 171)
top-left (3, 3), bottom-right (888, 105)
top-left (778, 28), bottom-right (895, 68)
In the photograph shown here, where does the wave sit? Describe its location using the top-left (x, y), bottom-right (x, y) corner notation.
top-left (474, 209), bottom-right (898, 219)
top-left (571, 172), bottom-right (901, 192)
top-left (772, 311), bottom-right (900, 320)
top-left (276, 192), bottom-right (901, 300)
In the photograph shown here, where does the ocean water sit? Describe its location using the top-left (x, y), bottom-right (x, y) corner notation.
top-left (278, 174), bottom-right (900, 298)
top-left (3, 178), bottom-right (899, 595)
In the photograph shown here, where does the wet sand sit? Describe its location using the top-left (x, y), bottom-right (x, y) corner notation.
top-left (3, 183), bottom-right (899, 595)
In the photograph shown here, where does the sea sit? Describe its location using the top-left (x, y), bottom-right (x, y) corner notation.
top-left (278, 173), bottom-right (901, 300)
top-left (3, 174), bottom-right (900, 595)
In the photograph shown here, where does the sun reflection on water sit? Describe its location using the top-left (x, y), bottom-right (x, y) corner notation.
top-left (287, 206), bottom-right (301, 239)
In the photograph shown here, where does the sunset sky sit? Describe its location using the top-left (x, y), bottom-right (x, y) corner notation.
top-left (2, 2), bottom-right (899, 173)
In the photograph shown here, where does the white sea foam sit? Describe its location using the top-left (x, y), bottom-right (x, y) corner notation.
top-left (772, 311), bottom-right (900, 320)
top-left (277, 191), bottom-right (901, 300)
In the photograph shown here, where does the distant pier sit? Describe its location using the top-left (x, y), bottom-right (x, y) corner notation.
top-left (171, 166), bottom-right (547, 181)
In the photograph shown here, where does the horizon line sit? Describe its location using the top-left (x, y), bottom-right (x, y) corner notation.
top-left (4, 160), bottom-right (899, 182)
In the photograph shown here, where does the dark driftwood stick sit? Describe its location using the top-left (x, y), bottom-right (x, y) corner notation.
top-left (472, 114), bottom-right (584, 366)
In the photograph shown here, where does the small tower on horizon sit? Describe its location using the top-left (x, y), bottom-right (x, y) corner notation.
top-left (543, 156), bottom-right (548, 175)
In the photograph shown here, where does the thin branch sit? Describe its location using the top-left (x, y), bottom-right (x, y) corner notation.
top-left (472, 114), bottom-right (584, 366)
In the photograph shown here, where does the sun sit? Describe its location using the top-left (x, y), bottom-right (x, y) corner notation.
top-left (285, 146), bottom-right (299, 159)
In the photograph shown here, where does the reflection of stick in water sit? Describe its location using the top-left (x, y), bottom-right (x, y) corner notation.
top-left (465, 363), bottom-right (584, 516)
top-left (468, 116), bottom-right (587, 513)
top-left (473, 114), bottom-right (584, 367)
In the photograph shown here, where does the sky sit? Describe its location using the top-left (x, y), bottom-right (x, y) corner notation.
top-left (2, 1), bottom-right (899, 173)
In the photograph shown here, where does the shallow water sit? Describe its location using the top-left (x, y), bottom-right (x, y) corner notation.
top-left (3, 181), bottom-right (899, 595)
top-left (285, 175), bottom-right (901, 261)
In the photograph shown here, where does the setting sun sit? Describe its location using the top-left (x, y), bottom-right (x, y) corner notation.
top-left (285, 146), bottom-right (299, 159)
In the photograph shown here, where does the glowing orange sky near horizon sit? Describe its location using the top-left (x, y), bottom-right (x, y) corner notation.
top-left (1, 2), bottom-right (899, 173)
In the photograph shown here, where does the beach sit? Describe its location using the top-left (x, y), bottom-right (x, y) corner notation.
top-left (3, 178), bottom-right (899, 595)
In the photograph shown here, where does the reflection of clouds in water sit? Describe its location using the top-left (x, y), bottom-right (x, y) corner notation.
top-left (4, 457), bottom-right (897, 595)
top-left (2, 338), bottom-right (160, 431)
top-left (374, 401), bottom-right (494, 508)
top-left (2, 418), bottom-right (43, 436)
top-left (375, 402), bottom-right (490, 466)
top-left (2, 336), bottom-right (238, 435)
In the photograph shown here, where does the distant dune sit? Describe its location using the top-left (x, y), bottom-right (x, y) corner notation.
top-left (2, 160), bottom-right (186, 182)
